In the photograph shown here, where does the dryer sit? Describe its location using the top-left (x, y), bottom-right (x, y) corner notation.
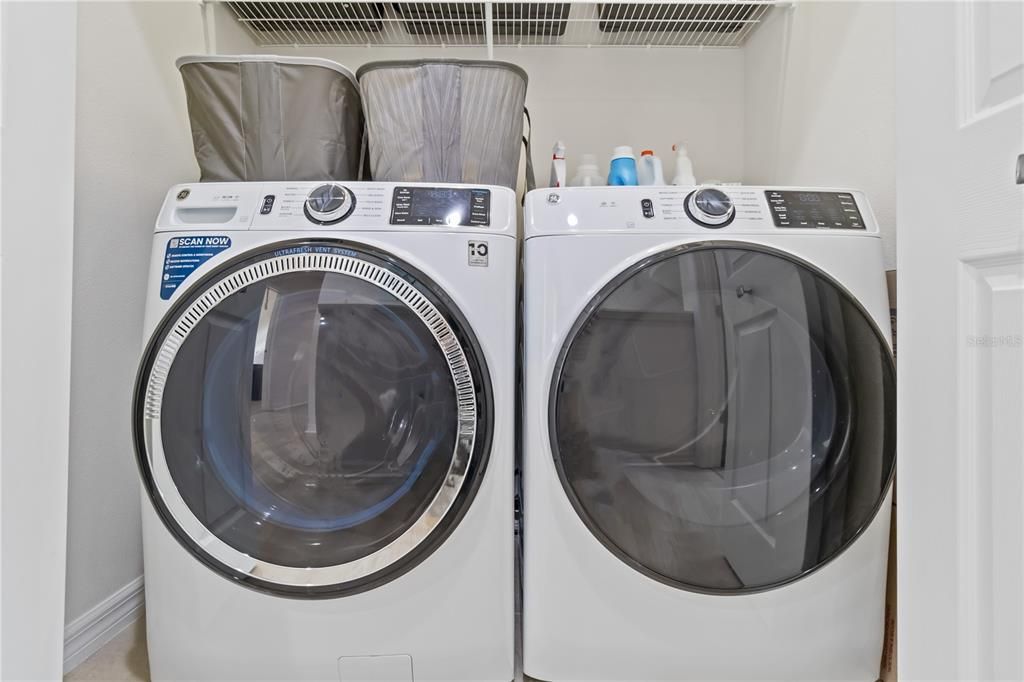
top-left (134, 181), bottom-right (516, 681)
top-left (522, 186), bottom-right (895, 681)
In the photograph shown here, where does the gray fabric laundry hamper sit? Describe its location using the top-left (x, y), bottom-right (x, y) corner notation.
top-left (357, 59), bottom-right (533, 190)
top-left (177, 55), bottom-right (363, 182)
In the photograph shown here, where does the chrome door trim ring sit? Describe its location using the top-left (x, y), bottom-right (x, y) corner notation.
top-left (133, 240), bottom-right (492, 598)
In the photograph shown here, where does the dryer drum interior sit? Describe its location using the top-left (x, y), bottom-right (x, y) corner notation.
top-left (550, 243), bottom-right (896, 594)
top-left (133, 240), bottom-right (492, 598)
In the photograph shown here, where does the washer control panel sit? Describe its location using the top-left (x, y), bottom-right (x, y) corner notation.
top-left (390, 186), bottom-right (491, 226)
top-left (252, 183), bottom-right (389, 224)
top-left (156, 181), bottom-right (534, 236)
top-left (765, 190), bottom-right (864, 229)
top-left (685, 188), bottom-right (736, 228)
top-left (303, 183), bottom-right (356, 225)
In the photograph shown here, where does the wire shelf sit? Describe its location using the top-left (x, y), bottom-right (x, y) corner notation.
top-left (225, 1), bottom-right (778, 48)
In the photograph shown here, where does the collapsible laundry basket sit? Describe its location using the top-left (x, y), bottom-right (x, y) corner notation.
top-left (357, 59), bottom-right (533, 190)
top-left (177, 55), bottom-right (363, 182)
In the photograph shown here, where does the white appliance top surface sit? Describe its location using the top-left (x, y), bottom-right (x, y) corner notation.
top-left (156, 181), bottom-right (517, 236)
top-left (524, 185), bottom-right (881, 238)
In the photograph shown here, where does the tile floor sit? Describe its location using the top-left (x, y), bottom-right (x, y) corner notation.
top-left (64, 615), bottom-right (149, 682)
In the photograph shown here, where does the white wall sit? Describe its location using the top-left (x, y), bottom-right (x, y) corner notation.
top-left (744, 2), bottom-right (897, 268)
top-left (56, 4), bottom-right (898, 669)
top-left (502, 47), bottom-right (745, 187)
top-left (1, 2), bottom-right (77, 678)
top-left (64, 1), bottom-right (203, 668)
top-left (212, 4), bottom-right (747, 188)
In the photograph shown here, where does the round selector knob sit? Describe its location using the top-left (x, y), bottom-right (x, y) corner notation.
top-left (304, 183), bottom-right (356, 225)
top-left (685, 187), bottom-right (735, 228)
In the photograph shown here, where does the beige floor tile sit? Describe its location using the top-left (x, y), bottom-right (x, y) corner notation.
top-left (64, 614), bottom-right (149, 682)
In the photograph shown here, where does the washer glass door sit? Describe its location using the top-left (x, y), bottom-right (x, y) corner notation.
top-left (551, 244), bottom-right (895, 593)
top-left (135, 242), bottom-right (491, 597)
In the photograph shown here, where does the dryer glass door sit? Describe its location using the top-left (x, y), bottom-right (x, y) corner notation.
top-left (551, 244), bottom-right (895, 593)
top-left (134, 242), bottom-right (491, 598)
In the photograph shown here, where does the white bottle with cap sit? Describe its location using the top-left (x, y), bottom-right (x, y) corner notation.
top-left (671, 142), bottom-right (697, 186)
top-left (637, 149), bottom-right (666, 186)
top-left (570, 153), bottom-right (604, 186)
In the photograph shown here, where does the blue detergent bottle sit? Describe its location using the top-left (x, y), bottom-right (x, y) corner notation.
top-left (608, 146), bottom-right (638, 186)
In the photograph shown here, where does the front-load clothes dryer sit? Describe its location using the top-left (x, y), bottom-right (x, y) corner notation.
top-left (134, 181), bottom-right (516, 681)
top-left (522, 186), bottom-right (895, 681)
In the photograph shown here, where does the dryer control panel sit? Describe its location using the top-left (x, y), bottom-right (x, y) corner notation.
top-left (765, 190), bottom-right (864, 229)
top-left (524, 186), bottom-right (879, 237)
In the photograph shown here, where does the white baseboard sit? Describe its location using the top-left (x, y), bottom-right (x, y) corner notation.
top-left (63, 576), bottom-right (145, 674)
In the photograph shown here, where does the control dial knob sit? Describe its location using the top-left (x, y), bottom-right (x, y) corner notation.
top-left (304, 184), bottom-right (356, 225)
top-left (685, 188), bottom-right (735, 228)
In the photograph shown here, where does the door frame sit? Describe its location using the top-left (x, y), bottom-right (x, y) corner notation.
top-left (0, 2), bottom-right (78, 678)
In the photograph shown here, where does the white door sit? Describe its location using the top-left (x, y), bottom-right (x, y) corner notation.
top-left (897, 2), bottom-right (1024, 679)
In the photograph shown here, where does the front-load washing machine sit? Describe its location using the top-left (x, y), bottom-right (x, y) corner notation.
top-left (522, 186), bottom-right (895, 681)
top-left (133, 181), bottom-right (516, 681)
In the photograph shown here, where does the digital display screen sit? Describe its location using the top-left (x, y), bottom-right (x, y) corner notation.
top-left (391, 187), bottom-right (490, 226)
top-left (765, 190), bottom-right (864, 229)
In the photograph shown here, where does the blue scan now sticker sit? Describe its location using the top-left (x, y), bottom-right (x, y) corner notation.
top-left (160, 235), bottom-right (232, 300)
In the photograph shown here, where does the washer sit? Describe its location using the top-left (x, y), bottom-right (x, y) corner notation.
top-left (522, 186), bottom-right (895, 681)
top-left (134, 181), bottom-right (516, 681)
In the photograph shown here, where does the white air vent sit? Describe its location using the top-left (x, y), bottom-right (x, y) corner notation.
top-left (225, 1), bottom-right (777, 48)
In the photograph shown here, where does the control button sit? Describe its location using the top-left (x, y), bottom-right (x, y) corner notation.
top-left (685, 188), bottom-right (735, 228)
top-left (260, 195), bottom-right (276, 215)
top-left (304, 184), bottom-right (355, 225)
top-left (641, 198), bottom-right (655, 219)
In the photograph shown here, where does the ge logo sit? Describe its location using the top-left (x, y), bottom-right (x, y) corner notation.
top-left (467, 241), bottom-right (489, 267)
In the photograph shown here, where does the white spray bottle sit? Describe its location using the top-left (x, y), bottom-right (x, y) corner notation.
top-left (550, 141), bottom-right (567, 188)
